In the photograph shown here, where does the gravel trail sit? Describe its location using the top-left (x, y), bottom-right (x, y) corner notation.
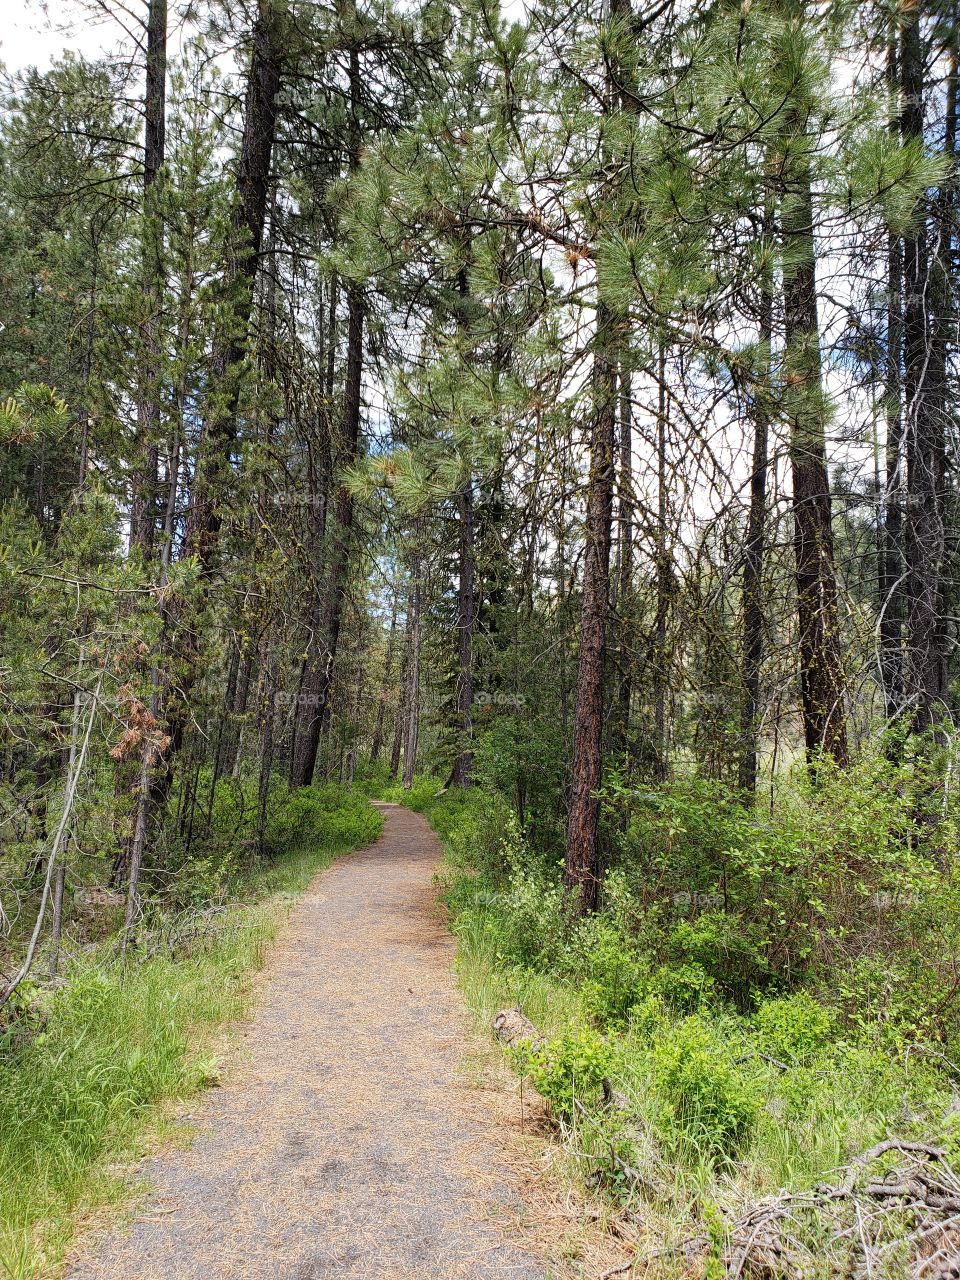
top-left (67, 804), bottom-right (545, 1280)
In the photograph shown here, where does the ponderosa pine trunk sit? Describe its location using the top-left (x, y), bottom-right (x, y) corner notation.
top-left (902, 4), bottom-right (951, 737)
top-left (289, 283), bottom-right (364, 788)
top-left (879, 32), bottom-right (906, 725)
top-left (389, 642), bottom-right (408, 781)
top-left (564, 298), bottom-right (617, 914)
top-left (782, 160), bottom-right (848, 769)
top-left (402, 570), bottom-right (423, 791)
top-left (129, 0), bottom-right (167, 555)
top-left (451, 481), bottom-right (475, 788)
top-left (370, 595), bottom-right (399, 764)
top-left (652, 351), bottom-right (670, 780)
top-left (289, 34), bottom-right (365, 790)
top-left (613, 366), bottom-right (633, 756)
top-left (738, 226), bottom-right (773, 795)
top-left (144, 0), bottom-right (284, 848)
top-left (182, 0), bottom-right (283, 569)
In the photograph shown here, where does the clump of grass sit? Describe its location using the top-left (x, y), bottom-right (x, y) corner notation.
top-left (0, 788), bottom-right (381, 1279)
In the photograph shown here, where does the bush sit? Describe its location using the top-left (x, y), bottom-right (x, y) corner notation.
top-left (166, 779), bottom-right (381, 904)
top-left (519, 1028), bottom-right (616, 1118)
top-left (570, 913), bottom-right (649, 1028)
top-left (754, 992), bottom-right (835, 1064)
top-left (652, 1016), bottom-right (760, 1156)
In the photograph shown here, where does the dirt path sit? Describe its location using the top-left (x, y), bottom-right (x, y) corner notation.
top-left (68, 804), bottom-right (546, 1280)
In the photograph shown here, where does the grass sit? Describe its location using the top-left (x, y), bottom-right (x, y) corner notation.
top-left (422, 783), bottom-right (960, 1278)
top-left (0, 790), bottom-right (382, 1280)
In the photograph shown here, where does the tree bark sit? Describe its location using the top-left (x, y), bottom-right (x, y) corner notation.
top-left (738, 225), bottom-right (773, 795)
top-left (289, 283), bottom-right (364, 788)
top-left (564, 299), bottom-right (617, 914)
top-left (389, 637), bottom-right (408, 782)
top-left (902, 3), bottom-right (951, 736)
top-left (612, 366), bottom-right (633, 756)
top-left (129, 0), bottom-right (167, 555)
top-left (402, 569), bottom-right (423, 791)
top-left (451, 481), bottom-right (475, 788)
top-left (652, 350), bottom-right (670, 780)
top-left (781, 146), bottom-right (849, 769)
top-left (182, 0), bottom-right (283, 569)
top-left (289, 34), bottom-right (365, 790)
top-left (146, 0), bottom-right (284, 837)
top-left (370, 594), bottom-right (399, 764)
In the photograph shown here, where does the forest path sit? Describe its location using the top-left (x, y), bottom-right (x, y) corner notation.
top-left (67, 804), bottom-right (545, 1280)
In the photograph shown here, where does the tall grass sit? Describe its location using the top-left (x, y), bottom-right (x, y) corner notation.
top-left (0, 787), bottom-right (382, 1279)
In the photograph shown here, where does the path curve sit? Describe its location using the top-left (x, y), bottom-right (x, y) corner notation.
top-left (68, 804), bottom-right (545, 1280)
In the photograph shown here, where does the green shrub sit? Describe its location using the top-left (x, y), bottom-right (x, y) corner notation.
top-left (520, 1028), bottom-right (616, 1118)
top-left (650, 960), bottom-right (716, 1013)
top-left (754, 992), bottom-right (835, 1064)
top-left (571, 915), bottom-right (648, 1028)
top-left (376, 772), bottom-right (444, 811)
top-left (653, 1016), bottom-right (760, 1156)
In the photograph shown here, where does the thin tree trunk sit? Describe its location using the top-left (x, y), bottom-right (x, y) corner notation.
top-left (370, 595), bottom-right (399, 764)
top-left (289, 33), bottom-right (365, 789)
top-left (451, 481), bottom-right (475, 788)
top-left (402, 570), bottom-right (423, 791)
top-left (255, 643), bottom-right (277, 855)
top-left (182, 0), bottom-right (283, 569)
top-left (390, 606), bottom-right (412, 781)
top-left (613, 365), bottom-right (633, 755)
top-left (149, 0), bottom-right (283, 824)
top-left (290, 284), bottom-right (364, 788)
top-left (652, 350), bottom-right (670, 779)
top-left (564, 299), bottom-right (617, 913)
top-left (48, 863), bottom-right (66, 979)
top-left (902, 1), bottom-right (953, 737)
top-left (738, 223), bottom-right (773, 795)
top-left (129, 0), bottom-right (168, 554)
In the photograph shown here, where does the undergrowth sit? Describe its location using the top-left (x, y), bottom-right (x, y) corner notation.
top-left (420, 765), bottom-right (960, 1276)
top-left (0, 783), bottom-right (381, 1280)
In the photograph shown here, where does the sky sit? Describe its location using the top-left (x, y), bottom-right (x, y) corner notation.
top-left (2, 2), bottom-right (120, 74)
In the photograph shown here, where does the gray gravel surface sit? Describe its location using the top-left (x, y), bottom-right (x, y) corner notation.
top-left (67, 804), bottom-right (546, 1280)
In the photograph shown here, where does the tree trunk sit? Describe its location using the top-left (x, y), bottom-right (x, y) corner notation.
top-left (781, 148), bottom-right (849, 769)
top-left (564, 299), bottom-right (617, 914)
top-left (652, 350), bottom-right (670, 779)
top-left (370, 594), bottom-right (399, 764)
top-left (451, 481), bottom-right (475, 788)
top-left (289, 283), bottom-right (364, 788)
top-left (402, 570), bottom-right (423, 791)
top-left (389, 640), bottom-right (408, 782)
top-left (143, 0), bottom-right (283, 851)
top-left (738, 230), bottom-right (773, 795)
top-left (182, 0), bottom-right (283, 570)
top-left (289, 35), bottom-right (365, 790)
top-left (902, 3), bottom-right (951, 737)
top-left (613, 365), bottom-right (633, 756)
top-left (129, 0), bottom-right (167, 555)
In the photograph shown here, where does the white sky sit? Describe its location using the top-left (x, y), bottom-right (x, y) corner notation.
top-left (1, 1), bottom-right (119, 73)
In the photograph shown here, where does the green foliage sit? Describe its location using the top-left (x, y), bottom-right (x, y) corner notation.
top-left (754, 992), bottom-right (835, 1065)
top-left (518, 1028), bottom-right (615, 1119)
top-left (375, 773), bottom-right (444, 811)
top-left (166, 779), bottom-right (381, 905)
top-left (427, 772), bottom-right (960, 1239)
top-left (652, 1016), bottom-right (761, 1156)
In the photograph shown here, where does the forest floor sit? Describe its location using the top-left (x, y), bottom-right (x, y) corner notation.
top-left (64, 804), bottom-right (554, 1280)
